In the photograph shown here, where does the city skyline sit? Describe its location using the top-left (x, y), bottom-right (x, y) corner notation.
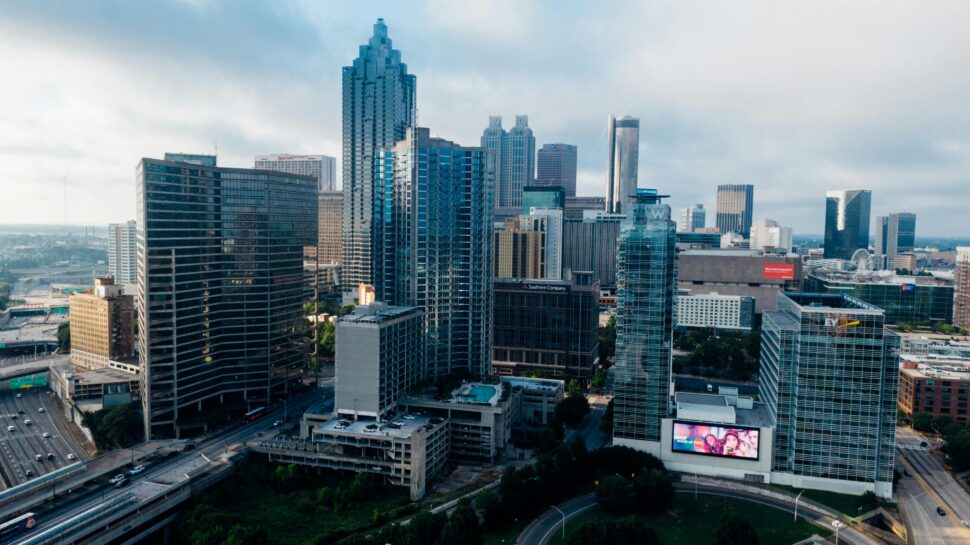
top-left (2, 2), bottom-right (970, 236)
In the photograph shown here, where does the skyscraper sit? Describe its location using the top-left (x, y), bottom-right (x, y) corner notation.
top-left (605, 115), bottom-right (640, 214)
top-left (760, 293), bottom-right (899, 498)
top-left (69, 276), bottom-right (133, 371)
top-left (481, 115), bottom-right (535, 209)
top-left (873, 212), bottom-right (916, 265)
top-left (677, 204), bottom-right (705, 232)
top-left (315, 192), bottom-right (343, 266)
top-left (955, 247), bottom-right (970, 330)
top-left (376, 128), bottom-right (493, 379)
top-left (255, 154), bottom-right (337, 192)
top-left (494, 211), bottom-right (562, 281)
top-left (342, 19), bottom-right (417, 302)
top-left (562, 212), bottom-right (624, 288)
top-left (536, 143), bottom-right (578, 197)
top-left (107, 220), bottom-right (137, 285)
top-left (715, 184), bottom-right (754, 237)
top-left (522, 186), bottom-right (565, 213)
top-left (137, 157), bottom-right (316, 438)
top-left (750, 218), bottom-right (793, 252)
top-left (612, 189), bottom-right (677, 455)
top-left (824, 189), bottom-right (871, 259)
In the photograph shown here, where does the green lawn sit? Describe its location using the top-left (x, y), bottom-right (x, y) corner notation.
top-left (551, 494), bottom-right (826, 545)
top-left (769, 484), bottom-right (878, 517)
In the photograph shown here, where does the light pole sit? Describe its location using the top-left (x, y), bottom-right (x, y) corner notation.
top-left (832, 520), bottom-right (844, 544)
top-left (794, 490), bottom-right (804, 522)
top-left (551, 505), bottom-right (566, 543)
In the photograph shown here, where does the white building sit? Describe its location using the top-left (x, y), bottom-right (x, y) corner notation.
top-left (255, 154), bottom-right (337, 192)
top-left (678, 204), bottom-right (706, 232)
top-left (676, 293), bottom-right (755, 330)
top-left (750, 218), bottom-right (793, 252)
top-left (525, 207), bottom-right (564, 281)
top-left (107, 220), bottom-right (137, 286)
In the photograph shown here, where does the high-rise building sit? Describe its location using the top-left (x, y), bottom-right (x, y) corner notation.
top-left (677, 204), bottom-right (705, 232)
top-left (107, 220), bottom-right (137, 286)
top-left (536, 143), bottom-right (577, 197)
top-left (804, 270), bottom-right (953, 325)
top-left (613, 189), bottom-right (677, 455)
top-left (376, 128), bottom-right (493, 379)
top-left (314, 191), bottom-right (343, 266)
top-left (564, 196), bottom-right (607, 220)
top-left (522, 186), bottom-right (565, 213)
top-left (605, 115), bottom-right (640, 214)
top-left (760, 293), bottom-right (898, 498)
top-left (562, 211), bottom-right (624, 288)
top-left (824, 189), bottom-right (871, 259)
top-left (163, 152), bottom-right (216, 166)
top-left (69, 276), bottom-right (134, 371)
top-left (874, 212), bottom-right (916, 266)
top-left (137, 157), bottom-right (317, 438)
top-left (953, 247), bottom-right (970, 330)
top-left (716, 184), bottom-right (754, 237)
top-left (481, 115), bottom-right (535, 209)
top-left (342, 19), bottom-right (417, 302)
top-left (750, 218), bottom-right (793, 252)
top-left (255, 154), bottom-right (337, 192)
top-left (494, 211), bottom-right (562, 281)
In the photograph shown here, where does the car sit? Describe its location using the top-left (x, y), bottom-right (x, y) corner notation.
top-left (181, 443), bottom-right (195, 452)
top-left (108, 474), bottom-right (126, 485)
top-left (10, 414), bottom-right (17, 420)
top-left (24, 419), bottom-right (31, 426)
top-left (128, 465), bottom-right (146, 476)
top-left (962, 519), bottom-right (970, 528)
top-left (114, 478), bottom-right (128, 488)
top-left (46, 453), bottom-right (54, 460)
top-left (273, 420), bottom-right (281, 427)
top-left (42, 432), bottom-right (50, 439)
top-left (17, 409), bottom-right (24, 415)
top-left (25, 469), bottom-right (33, 477)
top-left (67, 453), bottom-right (77, 460)
top-left (402, 414), bottom-right (416, 420)
top-left (937, 507), bottom-right (947, 517)
top-left (6, 426), bottom-right (14, 432)
top-left (34, 454), bottom-right (42, 461)
top-left (37, 407), bottom-right (45, 413)
top-left (16, 393), bottom-right (22, 399)
top-left (921, 441), bottom-right (929, 448)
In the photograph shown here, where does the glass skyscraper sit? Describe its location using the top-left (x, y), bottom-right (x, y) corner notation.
top-left (136, 157), bottom-right (316, 439)
top-left (342, 18), bottom-right (416, 302)
top-left (824, 189), bottom-right (871, 259)
top-left (613, 189), bottom-right (677, 453)
top-left (605, 115), bottom-right (640, 214)
top-left (376, 128), bottom-right (493, 379)
top-left (481, 115), bottom-right (535, 209)
top-left (874, 212), bottom-right (916, 265)
top-left (715, 184), bottom-right (754, 237)
top-left (760, 292), bottom-right (898, 498)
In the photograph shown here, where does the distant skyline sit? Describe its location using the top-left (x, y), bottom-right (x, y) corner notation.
top-left (2, 1), bottom-right (970, 235)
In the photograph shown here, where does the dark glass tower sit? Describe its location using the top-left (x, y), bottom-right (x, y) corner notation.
top-left (342, 19), bottom-right (417, 302)
top-left (715, 184), bottom-right (754, 237)
top-left (137, 158), bottom-right (316, 439)
top-left (874, 212), bottom-right (916, 264)
top-left (824, 189), bottom-right (871, 259)
top-left (613, 189), bottom-right (677, 452)
top-left (536, 143), bottom-right (577, 197)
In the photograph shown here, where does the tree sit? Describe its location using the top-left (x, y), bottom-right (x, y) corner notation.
top-left (223, 524), bottom-right (269, 545)
top-left (600, 398), bottom-right (614, 434)
top-left (438, 498), bottom-right (482, 545)
top-left (556, 394), bottom-right (591, 428)
top-left (476, 488), bottom-right (502, 529)
top-left (861, 491), bottom-right (879, 510)
top-left (633, 468), bottom-right (675, 513)
top-left (598, 316), bottom-right (616, 364)
top-left (590, 369), bottom-right (607, 388)
top-left (566, 516), bottom-right (663, 545)
top-left (339, 304), bottom-right (356, 316)
top-left (596, 475), bottom-right (634, 514)
top-left (81, 403), bottom-right (143, 452)
top-left (912, 412), bottom-right (934, 432)
top-left (716, 514), bottom-right (760, 545)
top-left (567, 378), bottom-right (583, 397)
top-left (404, 511), bottom-right (447, 545)
top-left (57, 322), bottom-right (71, 351)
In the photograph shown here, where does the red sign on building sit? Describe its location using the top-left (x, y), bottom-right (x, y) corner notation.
top-left (763, 263), bottom-right (795, 280)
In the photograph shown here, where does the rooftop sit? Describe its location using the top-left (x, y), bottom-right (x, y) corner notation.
top-left (338, 303), bottom-right (421, 325)
top-left (784, 292), bottom-right (882, 313)
top-left (500, 376), bottom-right (563, 394)
top-left (315, 413), bottom-right (445, 440)
top-left (809, 269), bottom-right (955, 287)
top-left (900, 360), bottom-right (970, 381)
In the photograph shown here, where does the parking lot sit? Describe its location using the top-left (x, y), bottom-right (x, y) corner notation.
top-left (0, 388), bottom-right (84, 487)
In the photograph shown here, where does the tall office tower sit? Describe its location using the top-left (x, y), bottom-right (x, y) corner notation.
top-left (107, 220), bottom-right (137, 285)
top-left (760, 293), bottom-right (899, 498)
top-left (481, 115), bottom-right (535, 209)
top-left (342, 18), bottom-right (417, 302)
top-left (314, 191), bottom-right (343, 265)
top-left (605, 115), bottom-right (640, 214)
top-left (564, 196), bottom-right (607, 220)
top-left (715, 184), bottom-right (754, 237)
top-left (494, 211), bottom-right (563, 281)
top-left (255, 154), bottom-right (337, 192)
top-left (334, 303), bottom-right (423, 420)
top-left (677, 204), bottom-right (705, 232)
top-left (163, 152), bottom-right (216, 166)
top-left (522, 186), bottom-right (565, 213)
top-left (376, 128), bottom-right (493, 379)
top-left (612, 189), bottom-right (677, 454)
top-left (137, 157), bottom-right (317, 438)
top-left (69, 276), bottom-right (134, 371)
top-left (750, 218), bottom-right (793, 252)
top-left (823, 189), bottom-right (871, 259)
top-left (562, 211), bottom-right (624, 288)
top-left (874, 212), bottom-right (917, 265)
top-left (955, 247), bottom-right (970, 330)
top-left (536, 143), bottom-right (578, 197)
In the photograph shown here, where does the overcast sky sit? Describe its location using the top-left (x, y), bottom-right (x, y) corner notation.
top-left (2, 0), bottom-right (969, 236)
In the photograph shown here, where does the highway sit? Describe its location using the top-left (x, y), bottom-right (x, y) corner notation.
top-left (895, 426), bottom-right (970, 544)
top-left (10, 384), bottom-right (331, 543)
top-left (0, 388), bottom-right (84, 488)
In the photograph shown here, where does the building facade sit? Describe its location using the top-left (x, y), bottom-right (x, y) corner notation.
top-left (605, 115), bottom-right (640, 214)
top-left (255, 154), bottom-right (337, 192)
top-left (481, 115), bottom-right (535, 209)
top-left (69, 277), bottom-right (134, 371)
top-left (760, 293), bottom-right (898, 498)
top-left (678, 204), bottom-right (705, 232)
top-left (523, 186), bottom-right (565, 213)
top-left (342, 18), bottom-right (417, 302)
top-left (492, 273), bottom-right (600, 380)
top-left (137, 157), bottom-right (316, 438)
top-left (564, 196), bottom-right (606, 219)
top-left (804, 271), bottom-right (954, 325)
top-left (613, 190), bottom-right (677, 454)
top-left (715, 184), bottom-right (754, 237)
top-left (898, 356), bottom-right (970, 424)
top-left (314, 191), bottom-right (343, 266)
top-left (749, 218), bottom-right (793, 252)
top-left (957, 247), bottom-right (970, 330)
top-left (677, 250), bottom-right (803, 313)
top-left (874, 212), bottom-right (916, 266)
top-left (676, 293), bottom-right (755, 331)
top-left (107, 220), bottom-right (137, 286)
top-left (536, 143), bottom-right (577, 197)
top-left (494, 213), bottom-right (562, 280)
top-left (376, 128), bottom-right (493, 379)
top-left (562, 211), bottom-right (624, 288)
top-left (824, 189), bottom-right (872, 259)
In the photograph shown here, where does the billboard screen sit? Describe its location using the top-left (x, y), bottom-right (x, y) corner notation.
top-left (671, 421), bottom-right (760, 460)
top-left (763, 263), bottom-right (795, 280)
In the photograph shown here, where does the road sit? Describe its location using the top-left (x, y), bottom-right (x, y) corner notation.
top-left (568, 399), bottom-right (608, 451)
top-left (0, 388), bottom-right (84, 488)
top-left (895, 426), bottom-right (970, 544)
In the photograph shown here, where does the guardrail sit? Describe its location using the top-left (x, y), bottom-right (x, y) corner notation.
top-left (15, 492), bottom-right (135, 545)
top-left (0, 462), bottom-right (85, 506)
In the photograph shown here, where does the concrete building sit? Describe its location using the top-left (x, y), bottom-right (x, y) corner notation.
top-left (804, 270), bottom-right (955, 325)
top-left (761, 293), bottom-right (898, 498)
top-left (536, 143), bottom-right (577, 197)
top-left (492, 273), bottom-right (600, 380)
top-left (51, 363), bottom-right (140, 411)
top-left (824, 189), bottom-right (871, 259)
top-left (501, 376), bottom-right (563, 425)
top-left (342, 18), bottom-right (416, 302)
top-left (69, 277), bottom-right (134, 371)
top-left (613, 190), bottom-right (677, 455)
top-left (562, 211), bottom-right (624, 288)
top-left (605, 116), bottom-right (640, 214)
top-left (255, 154), bottom-right (336, 192)
top-left (107, 221), bottom-right (137, 286)
top-left (955, 247), bottom-right (970, 330)
top-left (749, 218), bottom-right (793, 252)
top-left (482, 115), bottom-right (535, 209)
top-left (874, 212), bottom-right (916, 267)
top-left (676, 293), bottom-right (755, 331)
top-left (494, 216), bottom-right (545, 280)
top-left (312, 191), bottom-right (343, 266)
top-left (897, 333), bottom-right (970, 359)
top-left (564, 196), bottom-right (606, 220)
top-left (898, 355), bottom-right (970, 424)
top-left (678, 204), bottom-right (706, 232)
top-left (137, 156), bottom-right (316, 438)
top-left (334, 304), bottom-right (423, 421)
top-left (677, 250), bottom-right (803, 313)
top-left (716, 184), bottom-right (754, 237)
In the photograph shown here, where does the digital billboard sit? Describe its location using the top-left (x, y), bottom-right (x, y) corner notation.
top-left (671, 421), bottom-right (760, 460)
top-left (763, 263), bottom-right (795, 280)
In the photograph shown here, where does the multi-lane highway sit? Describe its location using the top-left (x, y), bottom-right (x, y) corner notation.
top-left (0, 388), bottom-right (84, 488)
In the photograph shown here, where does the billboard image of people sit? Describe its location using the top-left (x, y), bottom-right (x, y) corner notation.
top-left (671, 421), bottom-right (759, 460)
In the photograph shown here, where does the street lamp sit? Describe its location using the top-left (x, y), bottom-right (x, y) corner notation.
top-left (794, 490), bottom-right (804, 522)
top-left (832, 520), bottom-right (844, 544)
top-left (551, 505), bottom-right (566, 543)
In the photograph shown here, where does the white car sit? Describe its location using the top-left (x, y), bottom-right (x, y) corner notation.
top-left (67, 453), bottom-right (77, 460)
top-left (24, 419), bottom-right (31, 426)
top-left (128, 465), bottom-right (146, 476)
top-left (16, 393), bottom-right (22, 399)
top-left (37, 407), bottom-right (45, 413)
top-left (109, 474), bottom-right (126, 485)
top-left (34, 454), bottom-right (42, 461)
top-left (42, 432), bottom-right (51, 438)
top-left (6, 426), bottom-right (14, 432)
